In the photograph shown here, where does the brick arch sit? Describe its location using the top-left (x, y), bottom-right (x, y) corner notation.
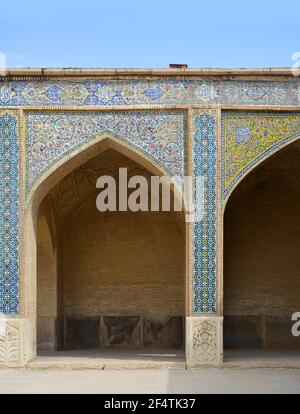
top-left (217, 113), bottom-right (300, 317)
top-left (21, 133), bottom-right (187, 359)
top-left (222, 140), bottom-right (300, 350)
top-left (219, 135), bottom-right (300, 313)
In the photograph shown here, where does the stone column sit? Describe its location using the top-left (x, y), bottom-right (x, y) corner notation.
top-left (0, 111), bottom-right (36, 367)
top-left (186, 109), bottom-right (223, 367)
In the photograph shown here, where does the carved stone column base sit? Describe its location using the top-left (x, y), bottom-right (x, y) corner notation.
top-left (0, 318), bottom-right (36, 367)
top-left (186, 316), bottom-right (223, 368)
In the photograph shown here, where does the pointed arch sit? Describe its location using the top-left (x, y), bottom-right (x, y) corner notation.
top-left (222, 141), bottom-right (300, 351)
top-left (21, 130), bottom-right (188, 359)
top-left (25, 110), bottom-right (186, 204)
top-left (223, 133), bottom-right (300, 207)
top-left (29, 133), bottom-right (175, 212)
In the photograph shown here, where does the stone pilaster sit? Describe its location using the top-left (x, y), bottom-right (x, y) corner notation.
top-left (0, 318), bottom-right (35, 367)
top-left (186, 316), bottom-right (223, 368)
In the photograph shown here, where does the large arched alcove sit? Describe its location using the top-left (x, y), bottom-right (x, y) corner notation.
top-left (36, 146), bottom-right (185, 353)
top-left (224, 140), bottom-right (300, 351)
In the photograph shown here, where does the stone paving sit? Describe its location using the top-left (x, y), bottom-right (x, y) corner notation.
top-left (1, 368), bottom-right (300, 394)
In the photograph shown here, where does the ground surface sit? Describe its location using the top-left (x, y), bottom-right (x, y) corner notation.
top-left (23, 349), bottom-right (300, 370)
top-left (1, 350), bottom-right (300, 394)
top-left (1, 368), bottom-right (300, 393)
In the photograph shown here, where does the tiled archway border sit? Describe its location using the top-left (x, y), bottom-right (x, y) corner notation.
top-left (19, 108), bottom-right (193, 319)
top-left (218, 109), bottom-right (300, 316)
top-left (24, 110), bottom-right (187, 200)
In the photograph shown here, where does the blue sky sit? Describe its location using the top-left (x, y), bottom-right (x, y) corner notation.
top-left (0, 0), bottom-right (299, 68)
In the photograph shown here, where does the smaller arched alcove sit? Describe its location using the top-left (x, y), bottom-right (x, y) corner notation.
top-left (224, 140), bottom-right (300, 351)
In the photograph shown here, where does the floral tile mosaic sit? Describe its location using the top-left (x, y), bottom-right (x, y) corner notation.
top-left (0, 111), bottom-right (19, 314)
top-left (25, 111), bottom-right (186, 195)
top-left (222, 112), bottom-right (300, 202)
top-left (0, 79), bottom-right (300, 107)
top-left (193, 110), bottom-right (217, 313)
